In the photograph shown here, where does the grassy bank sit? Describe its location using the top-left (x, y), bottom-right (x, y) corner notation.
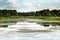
top-left (0, 16), bottom-right (60, 22)
top-left (0, 16), bottom-right (20, 22)
top-left (18, 16), bottom-right (60, 21)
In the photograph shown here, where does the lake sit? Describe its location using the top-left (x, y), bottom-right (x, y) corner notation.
top-left (0, 20), bottom-right (60, 40)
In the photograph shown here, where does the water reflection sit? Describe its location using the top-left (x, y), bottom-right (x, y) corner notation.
top-left (0, 21), bottom-right (60, 40)
top-left (0, 25), bottom-right (8, 28)
top-left (0, 21), bottom-right (60, 32)
top-left (0, 21), bottom-right (60, 30)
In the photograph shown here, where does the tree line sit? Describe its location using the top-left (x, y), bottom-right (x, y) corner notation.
top-left (18, 9), bottom-right (60, 17)
top-left (0, 9), bottom-right (60, 17)
top-left (0, 10), bottom-right (17, 17)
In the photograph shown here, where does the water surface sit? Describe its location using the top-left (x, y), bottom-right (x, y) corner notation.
top-left (0, 21), bottom-right (60, 40)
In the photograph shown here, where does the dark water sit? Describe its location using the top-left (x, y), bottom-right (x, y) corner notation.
top-left (0, 21), bottom-right (60, 40)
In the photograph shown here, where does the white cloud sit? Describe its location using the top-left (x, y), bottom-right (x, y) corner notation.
top-left (47, 6), bottom-right (56, 10)
top-left (0, 0), bottom-right (2, 1)
top-left (19, 2), bottom-right (57, 12)
top-left (22, 2), bottom-right (36, 12)
top-left (38, 4), bottom-right (56, 10)
top-left (8, 0), bottom-right (18, 9)
top-left (0, 0), bottom-right (60, 12)
top-left (55, 0), bottom-right (60, 3)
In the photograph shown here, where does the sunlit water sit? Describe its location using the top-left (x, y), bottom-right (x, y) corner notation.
top-left (0, 21), bottom-right (60, 40)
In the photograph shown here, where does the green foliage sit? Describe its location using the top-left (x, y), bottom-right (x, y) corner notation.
top-left (18, 9), bottom-right (60, 17)
top-left (0, 9), bottom-right (17, 17)
top-left (0, 9), bottom-right (60, 17)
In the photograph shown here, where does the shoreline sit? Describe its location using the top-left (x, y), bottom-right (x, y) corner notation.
top-left (0, 16), bottom-right (60, 22)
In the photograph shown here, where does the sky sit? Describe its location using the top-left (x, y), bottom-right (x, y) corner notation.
top-left (0, 0), bottom-right (60, 12)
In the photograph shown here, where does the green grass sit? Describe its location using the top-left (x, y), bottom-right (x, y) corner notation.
top-left (0, 16), bottom-right (19, 22)
top-left (19, 16), bottom-right (60, 21)
top-left (0, 16), bottom-right (60, 22)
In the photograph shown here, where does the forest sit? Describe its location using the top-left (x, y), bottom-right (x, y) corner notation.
top-left (0, 9), bottom-right (60, 17)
